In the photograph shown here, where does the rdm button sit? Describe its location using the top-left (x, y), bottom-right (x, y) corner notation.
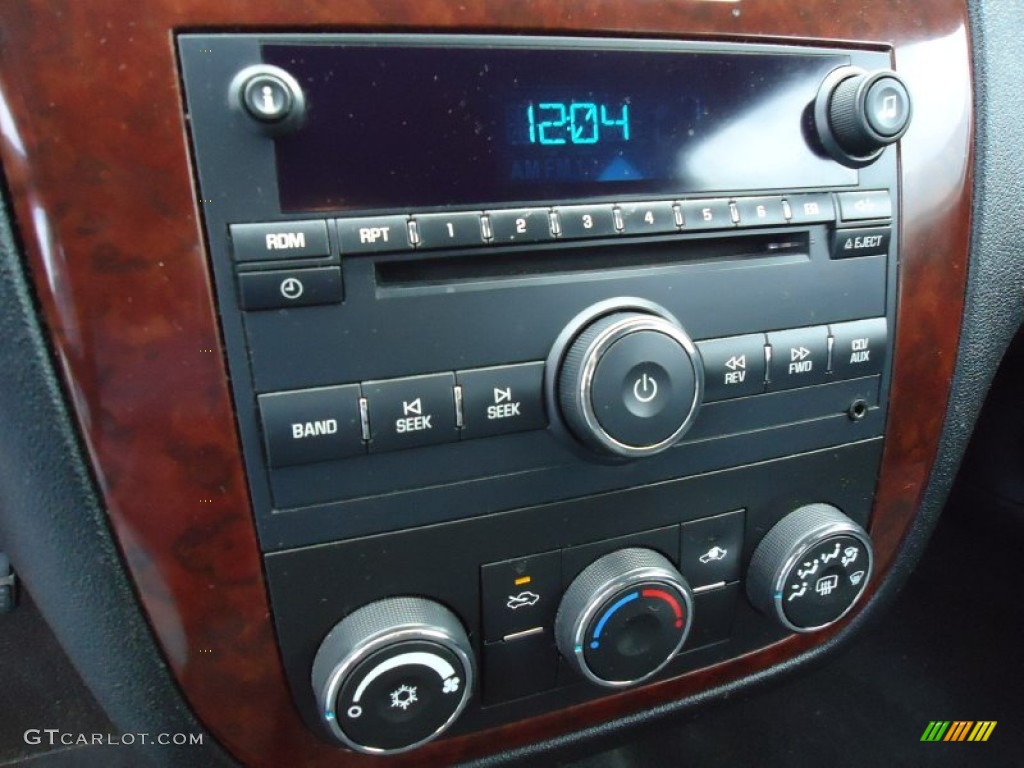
top-left (457, 363), bottom-right (546, 439)
top-left (230, 220), bottom-right (329, 262)
top-left (364, 374), bottom-right (457, 452)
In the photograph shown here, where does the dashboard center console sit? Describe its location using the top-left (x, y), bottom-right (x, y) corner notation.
top-left (179, 34), bottom-right (906, 755)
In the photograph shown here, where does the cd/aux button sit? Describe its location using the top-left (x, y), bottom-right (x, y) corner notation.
top-left (831, 318), bottom-right (887, 379)
top-left (363, 373), bottom-right (458, 452)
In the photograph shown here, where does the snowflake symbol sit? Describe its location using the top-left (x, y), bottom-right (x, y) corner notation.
top-left (389, 684), bottom-right (418, 710)
top-left (442, 676), bottom-right (461, 694)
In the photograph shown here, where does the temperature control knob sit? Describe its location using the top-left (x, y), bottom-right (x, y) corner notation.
top-left (555, 548), bottom-right (694, 687)
top-left (311, 597), bottom-right (474, 754)
top-left (557, 311), bottom-right (703, 458)
top-left (815, 68), bottom-right (912, 167)
top-left (747, 504), bottom-right (873, 633)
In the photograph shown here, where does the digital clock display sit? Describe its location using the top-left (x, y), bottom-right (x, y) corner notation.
top-left (264, 42), bottom-right (855, 212)
top-left (523, 102), bottom-right (631, 145)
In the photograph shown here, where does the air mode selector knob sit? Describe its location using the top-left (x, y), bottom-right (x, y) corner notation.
top-left (557, 311), bottom-right (704, 458)
top-left (311, 597), bottom-right (474, 754)
top-left (747, 504), bottom-right (873, 633)
top-left (815, 68), bottom-right (912, 167)
top-left (555, 548), bottom-right (694, 687)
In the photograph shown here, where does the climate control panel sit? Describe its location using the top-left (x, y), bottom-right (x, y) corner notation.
top-left (266, 442), bottom-right (882, 753)
top-left (299, 498), bottom-right (874, 753)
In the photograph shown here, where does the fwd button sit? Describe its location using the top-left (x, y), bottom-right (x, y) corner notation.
top-left (457, 362), bottom-right (547, 440)
top-left (364, 373), bottom-right (458, 452)
top-left (767, 327), bottom-right (830, 390)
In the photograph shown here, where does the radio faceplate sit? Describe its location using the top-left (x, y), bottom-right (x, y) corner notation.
top-left (180, 33), bottom-right (899, 753)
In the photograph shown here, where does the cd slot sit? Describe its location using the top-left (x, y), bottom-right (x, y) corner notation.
top-left (375, 231), bottom-right (810, 288)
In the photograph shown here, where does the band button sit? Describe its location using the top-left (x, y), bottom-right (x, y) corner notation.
top-left (258, 385), bottom-right (364, 468)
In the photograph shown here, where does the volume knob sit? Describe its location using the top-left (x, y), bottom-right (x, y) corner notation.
top-left (556, 310), bottom-right (703, 458)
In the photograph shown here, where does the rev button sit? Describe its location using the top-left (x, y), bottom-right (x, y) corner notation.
top-left (696, 334), bottom-right (767, 401)
top-left (456, 363), bottom-right (547, 440)
top-left (258, 384), bottom-right (364, 468)
top-left (364, 374), bottom-right (458, 452)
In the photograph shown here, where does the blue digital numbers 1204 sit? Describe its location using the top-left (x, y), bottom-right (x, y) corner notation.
top-left (526, 102), bottom-right (630, 146)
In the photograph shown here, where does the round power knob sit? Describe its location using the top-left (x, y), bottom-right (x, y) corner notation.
top-left (555, 548), bottom-right (694, 687)
top-left (747, 504), bottom-right (873, 633)
top-left (311, 597), bottom-right (474, 754)
top-left (815, 68), bottom-right (912, 167)
top-left (557, 311), bottom-right (703, 457)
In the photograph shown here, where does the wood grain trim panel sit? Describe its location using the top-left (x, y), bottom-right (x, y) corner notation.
top-left (0, 1), bottom-right (971, 765)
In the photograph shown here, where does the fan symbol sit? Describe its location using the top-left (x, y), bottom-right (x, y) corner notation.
top-left (389, 684), bottom-right (418, 710)
top-left (442, 676), bottom-right (461, 694)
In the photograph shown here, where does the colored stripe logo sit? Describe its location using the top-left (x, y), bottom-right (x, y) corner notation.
top-left (921, 721), bottom-right (996, 742)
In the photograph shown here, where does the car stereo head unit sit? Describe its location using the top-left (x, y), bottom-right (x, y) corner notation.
top-left (180, 33), bottom-right (904, 755)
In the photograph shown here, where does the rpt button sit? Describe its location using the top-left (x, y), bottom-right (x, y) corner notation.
top-left (336, 215), bottom-right (413, 254)
top-left (364, 373), bottom-right (458, 452)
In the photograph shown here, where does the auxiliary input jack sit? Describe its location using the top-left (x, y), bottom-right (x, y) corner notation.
top-left (847, 398), bottom-right (869, 421)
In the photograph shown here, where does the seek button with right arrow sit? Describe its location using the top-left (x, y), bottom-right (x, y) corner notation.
top-left (456, 362), bottom-right (547, 440)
